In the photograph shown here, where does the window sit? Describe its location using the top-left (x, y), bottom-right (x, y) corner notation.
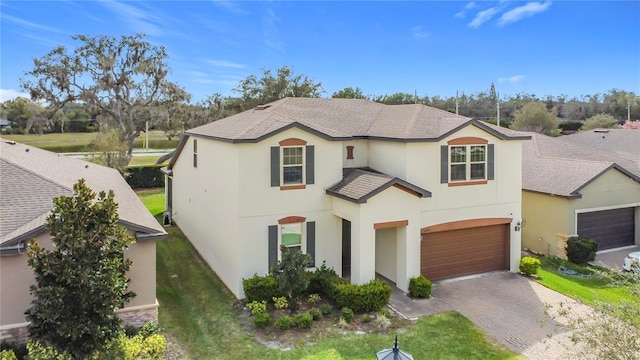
top-left (450, 145), bottom-right (486, 182)
top-left (440, 137), bottom-right (494, 185)
top-left (270, 138), bottom-right (315, 189)
top-left (268, 219), bottom-right (316, 268)
top-left (193, 139), bottom-right (198, 168)
top-left (281, 222), bottom-right (302, 252)
top-left (282, 146), bottom-right (304, 185)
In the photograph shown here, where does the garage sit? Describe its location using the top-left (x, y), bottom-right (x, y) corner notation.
top-left (577, 207), bottom-right (636, 251)
top-left (421, 224), bottom-right (509, 281)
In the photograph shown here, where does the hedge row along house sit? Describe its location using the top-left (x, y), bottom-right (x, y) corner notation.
top-left (163, 98), bottom-right (530, 298)
top-left (0, 140), bottom-right (166, 343)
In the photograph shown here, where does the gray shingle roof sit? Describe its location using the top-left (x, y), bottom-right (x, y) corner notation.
top-left (0, 139), bottom-right (166, 246)
top-left (326, 168), bottom-right (431, 204)
top-left (186, 97), bottom-right (528, 142)
top-left (522, 132), bottom-right (640, 197)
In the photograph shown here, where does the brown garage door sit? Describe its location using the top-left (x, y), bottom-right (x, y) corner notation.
top-left (577, 208), bottom-right (635, 251)
top-left (421, 224), bottom-right (509, 281)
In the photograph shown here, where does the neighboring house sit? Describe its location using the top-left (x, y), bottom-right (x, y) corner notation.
top-left (521, 129), bottom-right (640, 257)
top-left (164, 97), bottom-right (530, 299)
top-left (0, 119), bottom-right (11, 133)
top-left (0, 140), bottom-right (166, 344)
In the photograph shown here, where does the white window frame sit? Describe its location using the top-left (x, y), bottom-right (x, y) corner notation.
top-left (279, 222), bottom-right (306, 260)
top-left (449, 144), bottom-right (487, 182)
top-left (281, 146), bottom-right (305, 186)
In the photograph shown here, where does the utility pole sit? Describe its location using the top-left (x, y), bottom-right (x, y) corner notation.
top-left (497, 91), bottom-right (500, 127)
top-left (455, 90), bottom-right (459, 115)
top-left (628, 100), bottom-right (631, 121)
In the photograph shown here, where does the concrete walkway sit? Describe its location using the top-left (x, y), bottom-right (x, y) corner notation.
top-left (389, 272), bottom-right (593, 360)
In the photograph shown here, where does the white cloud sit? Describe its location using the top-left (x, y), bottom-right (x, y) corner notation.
top-left (263, 8), bottom-right (284, 52)
top-left (498, 75), bottom-right (525, 84)
top-left (411, 26), bottom-right (430, 40)
top-left (0, 89), bottom-right (31, 103)
top-left (204, 59), bottom-right (246, 69)
top-left (468, 7), bottom-right (499, 28)
top-left (97, 0), bottom-right (163, 36)
top-left (498, 1), bottom-right (552, 27)
top-left (454, 2), bottom-right (477, 19)
top-left (466, 2), bottom-right (477, 10)
top-left (211, 1), bottom-right (248, 15)
top-left (1, 14), bottom-right (64, 33)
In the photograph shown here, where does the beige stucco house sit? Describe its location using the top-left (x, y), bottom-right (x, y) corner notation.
top-left (0, 140), bottom-right (166, 344)
top-left (521, 130), bottom-right (640, 257)
top-left (164, 98), bottom-right (530, 299)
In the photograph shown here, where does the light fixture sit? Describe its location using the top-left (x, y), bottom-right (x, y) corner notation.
top-left (514, 221), bottom-right (521, 232)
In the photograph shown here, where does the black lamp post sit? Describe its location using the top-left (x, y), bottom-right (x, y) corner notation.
top-left (376, 335), bottom-right (414, 360)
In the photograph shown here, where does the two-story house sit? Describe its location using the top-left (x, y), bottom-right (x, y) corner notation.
top-left (164, 98), bottom-right (530, 298)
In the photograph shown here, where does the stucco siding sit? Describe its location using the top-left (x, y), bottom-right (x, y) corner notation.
top-left (170, 136), bottom-right (242, 298)
top-left (375, 227), bottom-right (397, 282)
top-left (342, 140), bottom-right (369, 169)
top-left (521, 191), bottom-right (570, 255)
top-left (125, 241), bottom-right (156, 307)
top-left (368, 141), bottom-right (407, 179)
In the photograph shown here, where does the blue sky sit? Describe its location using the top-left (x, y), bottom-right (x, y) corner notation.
top-left (1, 1), bottom-right (639, 104)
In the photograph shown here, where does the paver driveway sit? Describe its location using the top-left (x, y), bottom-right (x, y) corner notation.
top-left (389, 272), bottom-right (592, 360)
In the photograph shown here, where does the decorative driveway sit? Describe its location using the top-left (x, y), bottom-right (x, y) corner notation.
top-left (389, 272), bottom-right (592, 360)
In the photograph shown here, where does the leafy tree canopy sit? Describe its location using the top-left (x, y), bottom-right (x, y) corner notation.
top-left (26, 179), bottom-right (135, 359)
top-left (20, 33), bottom-right (190, 164)
top-left (332, 87), bottom-right (367, 99)
top-left (581, 113), bottom-right (619, 130)
top-left (510, 101), bottom-right (559, 135)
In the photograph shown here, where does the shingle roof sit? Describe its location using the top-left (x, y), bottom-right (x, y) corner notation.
top-left (0, 139), bottom-right (166, 246)
top-left (186, 97), bottom-right (528, 142)
top-left (326, 168), bottom-right (431, 204)
top-left (522, 132), bottom-right (640, 197)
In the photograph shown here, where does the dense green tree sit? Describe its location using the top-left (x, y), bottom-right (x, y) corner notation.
top-left (581, 113), bottom-right (619, 130)
top-left (233, 65), bottom-right (324, 109)
top-left (0, 97), bottom-right (46, 133)
top-left (26, 179), bottom-right (135, 359)
top-left (270, 246), bottom-right (312, 313)
top-left (332, 87), bottom-right (367, 99)
top-left (510, 101), bottom-right (558, 135)
top-left (21, 33), bottom-right (190, 165)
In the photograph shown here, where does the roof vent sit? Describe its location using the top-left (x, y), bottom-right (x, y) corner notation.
top-left (254, 105), bottom-right (271, 110)
top-left (593, 129), bottom-right (610, 133)
top-left (4, 141), bottom-right (16, 145)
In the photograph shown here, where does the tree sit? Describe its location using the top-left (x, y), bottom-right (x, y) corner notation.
top-left (26, 179), bottom-right (135, 359)
top-left (510, 101), bottom-right (559, 135)
top-left (332, 87), bottom-right (367, 99)
top-left (582, 113), bottom-right (619, 130)
top-left (233, 65), bottom-right (324, 109)
top-left (21, 34), bottom-right (190, 165)
top-left (1, 97), bottom-right (46, 133)
top-left (270, 246), bottom-right (312, 313)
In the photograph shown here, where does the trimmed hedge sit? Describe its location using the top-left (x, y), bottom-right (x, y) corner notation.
top-left (408, 275), bottom-right (432, 298)
top-left (519, 256), bottom-right (541, 276)
top-left (566, 236), bottom-right (598, 265)
top-left (242, 274), bottom-right (281, 303)
top-left (332, 279), bottom-right (392, 314)
top-left (307, 261), bottom-right (345, 299)
top-left (124, 165), bottom-right (165, 189)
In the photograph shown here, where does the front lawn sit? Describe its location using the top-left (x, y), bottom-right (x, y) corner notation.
top-left (138, 189), bottom-right (521, 359)
top-left (535, 257), bottom-right (638, 306)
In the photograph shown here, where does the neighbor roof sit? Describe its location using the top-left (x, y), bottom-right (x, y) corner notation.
top-left (0, 140), bottom-right (166, 247)
top-left (169, 97), bottom-right (529, 170)
top-left (522, 132), bottom-right (640, 198)
top-left (326, 168), bottom-right (431, 204)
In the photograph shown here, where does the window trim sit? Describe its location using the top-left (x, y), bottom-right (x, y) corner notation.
top-left (444, 137), bottom-right (490, 186)
top-left (278, 138), bottom-right (308, 190)
top-left (278, 216), bottom-right (307, 260)
top-left (193, 139), bottom-right (198, 168)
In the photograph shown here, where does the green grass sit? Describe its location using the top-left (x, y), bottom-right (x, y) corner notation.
top-left (535, 257), bottom-right (638, 307)
top-left (2, 131), bottom-right (178, 152)
top-left (127, 155), bottom-right (167, 167)
top-left (138, 189), bottom-right (521, 360)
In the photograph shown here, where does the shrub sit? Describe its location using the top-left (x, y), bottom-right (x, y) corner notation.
top-left (247, 300), bottom-right (267, 315)
top-left (0, 342), bottom-right (26, 360)
top-left (308, 308), bottom-right (322, 321)
top-left (375, 312), bottom-right (391, 329)
top-left (566, 236), bottom-right (598, 265)
top-left (341, 307), bottom-right (355, 323)
top-left (307, 262), bottom-right (343, 299)
top-left (308, 293), bottom-right (321, 304)
top-left (25, 341), bottom-right (73, 360)
top-left (332, 279), bottom-right (392, 313)
top-left (408, 275), bottom-right (432, 298)
top-left (295, 312), bottom-right (314, 329)
top-left (274, 315), bottom-right (294, 330)
top-left (271, 246), bottom-right (312, 313)
top-left (123, 165), bottom-right (165, 189)
top-left (242, 274), bottom-right (280, 303)
top-left (272, 296), bottom-right (288, 310)
top-left (253, 313), bottom-right (271, 329)
top-left (0, 350), bottom-right (17, 360)
top-left (319, 303), bottom-right (333, 316)
top-left (362, 314), bottom-right (373, 323)
top-left (519, 256), bottom-right (541, 276)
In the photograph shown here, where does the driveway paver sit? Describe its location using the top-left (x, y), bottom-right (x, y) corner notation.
top-left (388, 271), bottom-right (592, 360)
